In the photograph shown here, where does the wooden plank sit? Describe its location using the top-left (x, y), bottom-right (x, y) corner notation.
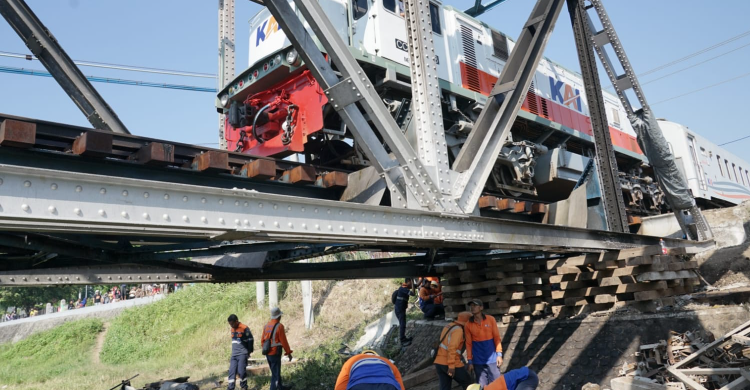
top-left (133, 142), bottom-right (174, 165)
top-left (461, 289), bottom-right (490, 298)
top-left (555, 266), bottom-right (587, 274)
top-left (444, 295), bottom-right (498, 306)
top-left (442, 280), bottom-right (497, 293)
top-left (191, 151), bottom-right (230, 172)
top-left (598, 276), bottom-right (636, 287)
top-left (457, 262), bottom-right (485, 271)
top-left (72, 131), bottom-right (113, 157)
top-left (615, 281), bottom-right (668, 294)
top-left (241, 159), bottom-right (277, 180)
top-left (495, 198), bottom-right (516, 211)
top-left (547, 253), bottom-right (602, 269)
top-left (558, 280), bottom-right (597, 290)
top-left (484, 261), bottom-right (540, 271)
top-left (511, 201), bottom-right (527, 213)
top-left (281, 165), bottom-right (317, 185)
top-left (489, 284), bottom-right (550, 293)
top-left (318, 171), bottom-right (348, 188)
top-left (524, 202), bottom-right (547, 215)
top-left (592, 260), bottom-right (625, 270)
top-left (636, 270), bottom-right (697, 282)
top-left (459, 274), bottom-right (486, 283)
top-left (497, 290), bottom-right (543, 301)
top-left (479, 196), bottom-right (499, 209)
top-left (0, 119), bottom-right (36, 148)
top-left (552, 286), bottom-right (617, 300)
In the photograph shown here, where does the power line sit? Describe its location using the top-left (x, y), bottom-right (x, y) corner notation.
top-left (0, 65), bottom-right (217, 93)
top-left (605, 29), bottom-right (750, 90)
top-left (719, 135), bottom-right (750, 147)
top-left (651, 71), bottom-right (750, 106)
top-left (639, 29), bottom-right (750, 77)
top-left (0, 50), bottom-right (216, 79)
top-left (641, 41), bottom-right (750, 87)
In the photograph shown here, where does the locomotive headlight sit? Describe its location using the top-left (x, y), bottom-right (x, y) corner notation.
top-left (220, 94), bottom-right (229, 107)
top-left (286, 49), bottom-right (301, 66)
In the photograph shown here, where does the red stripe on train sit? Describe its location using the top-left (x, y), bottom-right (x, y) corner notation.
top-left (459, 62), bottom-right (643, 156)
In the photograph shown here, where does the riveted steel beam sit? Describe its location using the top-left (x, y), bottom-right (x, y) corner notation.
top-left (0, 265), bottom-right (213, 286)
top-left (264, 0), bottom-right (458, 212)
top-left (451, 0), bottom-right (566, 213)
top-left (0, 164), bottom-right (711, 253)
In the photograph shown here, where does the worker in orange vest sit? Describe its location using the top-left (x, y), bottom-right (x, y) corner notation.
top-left (227, 314), bottom-right (254, 390)
top-left (465, 367), bottom-right (539, 390)
top-left (334, 350), bottom-right (405, 390)
top-left (433, 311), bottom-right (473, 390)
top-left (418, 280), bottom-right (445, 320)
top-left (465, 299), bottom-right (503, 385)
top-left (261, 307), bottom-right (293, 390)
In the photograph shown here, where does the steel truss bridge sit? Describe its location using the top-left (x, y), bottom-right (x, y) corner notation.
top-left (0, 0), bottom-right (713, 286)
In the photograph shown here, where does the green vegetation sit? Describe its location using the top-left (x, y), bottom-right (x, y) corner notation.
top-left (0, 277), bottom-right (398, 390)
top-left (0, 318), bottom-right (103, 386)
top-left (101, 283), bottom-right (257, 366)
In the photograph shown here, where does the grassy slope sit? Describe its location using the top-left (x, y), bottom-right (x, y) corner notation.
top-left (0, 318), bottom-right (103, 387)
top-left (0, 279), bottom-right (399, 390)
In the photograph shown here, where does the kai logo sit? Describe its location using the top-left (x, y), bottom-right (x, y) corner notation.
top-left (255, 16), bottom-right (282, 47)
top-left (549, 76), bottom-right (582, 112)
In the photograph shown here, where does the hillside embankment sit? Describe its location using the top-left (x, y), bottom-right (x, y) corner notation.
top-left (0, 279), bottom-right (399, 390)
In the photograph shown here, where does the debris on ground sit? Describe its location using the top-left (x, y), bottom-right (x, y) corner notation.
top-left (619, 319), bottom-right (750, 390)
top-left (114, 375), bottom-right (200, 390)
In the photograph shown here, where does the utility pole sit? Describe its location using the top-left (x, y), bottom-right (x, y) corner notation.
top-left (217, 0), bottom-right (235, 150)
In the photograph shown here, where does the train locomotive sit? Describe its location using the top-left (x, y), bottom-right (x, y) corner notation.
top-left (216, 0), bottom-right (750, 215)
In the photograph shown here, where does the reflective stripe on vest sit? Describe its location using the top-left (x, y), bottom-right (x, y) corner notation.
top-left (269, 324), bottom-right (282, 347)
top-left (439, 327), bottom-right (462, 355)
top-left (351, 357), bottom-right (391, 373)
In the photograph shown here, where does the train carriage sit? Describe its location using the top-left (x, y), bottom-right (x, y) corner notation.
top-left (216, 0), bottom-right (749, 214)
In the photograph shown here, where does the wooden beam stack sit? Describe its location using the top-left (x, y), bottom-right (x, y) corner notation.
top-left (438, 246), bottom-right (701, 322)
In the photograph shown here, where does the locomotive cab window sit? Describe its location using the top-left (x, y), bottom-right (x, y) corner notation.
top-left (429, 3), bottom-right (441, 35)
top-left (718, 156), bottom-right (723, 176)
top-left (353, 0), bottom-right (368, 19)
top-left (383, 0), bottom-right (404, 16)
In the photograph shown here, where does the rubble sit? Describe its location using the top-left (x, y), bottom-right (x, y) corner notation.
top-left (619, 319), bottom-right (750, 390)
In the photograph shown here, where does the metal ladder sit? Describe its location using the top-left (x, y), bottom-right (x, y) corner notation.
top-left (570, 0), bottom-right (713, 240)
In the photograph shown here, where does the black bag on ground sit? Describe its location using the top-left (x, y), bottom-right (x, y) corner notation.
top-left (262, 323), bottom-right (280, 356)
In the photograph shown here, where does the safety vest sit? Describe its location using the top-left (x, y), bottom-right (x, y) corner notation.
top-left (346, 357), bottom-right (401, 390)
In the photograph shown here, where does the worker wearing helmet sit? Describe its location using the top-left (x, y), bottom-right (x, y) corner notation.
top-left (465, 366), bottom-right (539, 390)
top-left (433, 311), bottom-right (474, 390)
top-left (334, 350), bottom-right (405, 390)
top-left (418, 280), bottom-right (445, 320)
top-left (465, 299), bottom-right (503, 385)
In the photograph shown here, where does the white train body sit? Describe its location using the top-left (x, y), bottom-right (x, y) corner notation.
top-left (218, 0), bottom-right (750, 210)
top-left (660, 120), bottom-right (750, 205)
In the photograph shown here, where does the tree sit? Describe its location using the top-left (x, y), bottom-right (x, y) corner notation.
top-left (0, 286), bottom-right (79, 314)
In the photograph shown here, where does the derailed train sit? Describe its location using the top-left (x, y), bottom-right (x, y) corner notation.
top-left (216, 0), bottom-right (750, 215)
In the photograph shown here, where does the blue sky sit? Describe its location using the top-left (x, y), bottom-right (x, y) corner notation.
top-left (1, 0), bottom-right (748, 156)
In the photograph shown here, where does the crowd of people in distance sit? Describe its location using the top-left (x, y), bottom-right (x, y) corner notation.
top-left (1, 283), bottom-right (182, 322)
